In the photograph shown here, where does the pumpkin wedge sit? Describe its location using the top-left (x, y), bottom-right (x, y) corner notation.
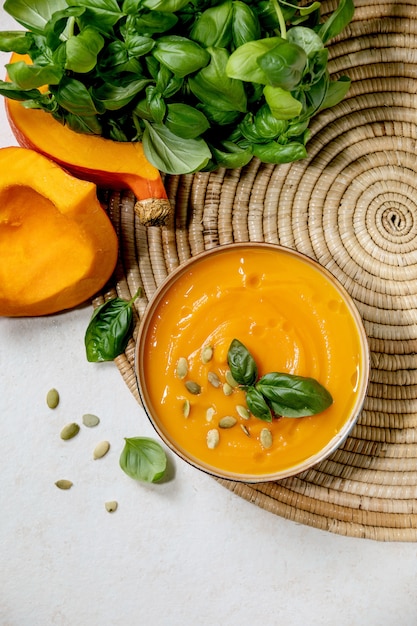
top-left (5, 54), bottom-right (171, 226)
top-left (0, 147), bottom-right (118, 317)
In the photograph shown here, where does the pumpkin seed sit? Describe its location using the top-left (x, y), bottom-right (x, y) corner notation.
top-left (201, 345), bottom-right (214, 364)
top-left (260, 427), bottom-right (273, 449)
top-left (185, 380), bottom-right (201, 395)
top-left (182, 398), bottom-right (191, 418)
top-left (46, 388), bottom-right (59, 409)
top-left (240, 424), bottom-right (250, 437)
top-left (82, 413), bottom-right (100, 428)
top-left (60, 422), bottom-right (80, 441)
top-left (55, 479), bottom-right (73, 490)
top-left (206, 406), bottom-right (215, 422)
top-left (222, 382), bottom-right (233, 396)
top-left (219, 416), bottom-right (237, 429)
top-left (105, 501), bottom-right (118, 513)
top-left (236, 404), bottom-right (250, 420)
top-left (176, 357), bottom-right (188, 379)
top-left (225, 370), bottom-right (239, 388)
top-left (206, 428), bottom-right (220, 449)
top-left (93, 440), bottom-right (110, 460)
top-left (208, 371), bottom-right (221, 388)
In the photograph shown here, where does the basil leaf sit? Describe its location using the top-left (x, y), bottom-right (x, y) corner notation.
top-left (226, 37), bottom-right (283, 84)
top-left (6, 60), bottom-right (63, 89)
top-left (189, 47), bottom-right (247, 112)
top-left (0, 31), bottom-right (34, 54)
top-left (256, 372), bottom-right (333, 417)
top-left (232, 1), bottom-right (261, 47)
top-left (85, 290), bottom-right (142, 362)
top-left (287, 26), bottom-right (324, 57)
top-left (142, 121), bottom-right (211, 175)
top-left (227, 339), bottom-right (258, 386)
top-left (316, 0), bottom-right (355, 44)
top-left (320, 76), bottom-right (351, 110)
top-left (245, 386), bottom-right (272, 422)
top-left (4, 0), bottom-right (68, 33)
top-left (143, 0), bottom-right (190, 12)
top-left (54, 77), bottom-right (102, 116)
top-left (257, 41), bottom-right (307, 91)
top-left (120, 437), bottom-right (167, 483)
top-left (0, 80), bottom-right (43, 102)
top-left (64, 112), bottom-right (103, 134)
top-left (252, 140), bottom-right (307, 164)
top-left (190, 0), bottom-right (234, 48)
top-left (208, 140), bottom-right (253, 169)
top-left (65, 27), bottom-right (104, 74)
top-left (94, 78), bottom-right (152, 111)
top-left (153, 35), bottom-right (210, 78)
top-left (263, 85), bottom-right (303, 120)
top-left (165, 103), bottom-right (210, 139)
top-left (69, 0), bottom-right (123, 31)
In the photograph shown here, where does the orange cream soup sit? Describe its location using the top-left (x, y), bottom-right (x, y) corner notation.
top-left (140, 245), bottom-right (367, 479)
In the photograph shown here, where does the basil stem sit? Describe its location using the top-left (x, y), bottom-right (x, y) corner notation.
top-left (84, 287), bottom-right (142, 362)
top-left (227, 339), bottom-right (333, 420)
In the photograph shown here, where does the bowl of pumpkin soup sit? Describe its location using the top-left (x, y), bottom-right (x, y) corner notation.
top-left (135, 243), bottom-right (369, 482)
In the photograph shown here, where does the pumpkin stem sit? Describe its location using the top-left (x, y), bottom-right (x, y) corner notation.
top-left (134, 197), bottom-right (172, 227)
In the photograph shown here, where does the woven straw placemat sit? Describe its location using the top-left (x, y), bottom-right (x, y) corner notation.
top-left (95, 0), bottom-right (417, 541)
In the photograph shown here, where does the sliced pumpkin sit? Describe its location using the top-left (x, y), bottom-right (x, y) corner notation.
top-left (0, 147), bottom-right (119, 316)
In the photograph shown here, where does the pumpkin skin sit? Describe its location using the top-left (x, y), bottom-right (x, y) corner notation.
top-left (0, 147), bottom-right (119, 317)
top-left (5, 54), bottom-right (171, 226)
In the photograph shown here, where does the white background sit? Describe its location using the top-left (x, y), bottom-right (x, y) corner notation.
top-left (1, 5), bottom-right (417, 625)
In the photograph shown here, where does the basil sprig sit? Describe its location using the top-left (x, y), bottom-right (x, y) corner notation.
top-left (0, 0), bottom-right (354, 175)
top-left (120, 437), bottom-right (167, 483)
top-left (84, 288), bottom-right (142, 362)
top-left (227, 338), bottom-right (333, 422)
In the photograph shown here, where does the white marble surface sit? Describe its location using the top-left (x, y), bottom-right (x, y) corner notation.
top-left (1, 7), bottom-right (417, 626)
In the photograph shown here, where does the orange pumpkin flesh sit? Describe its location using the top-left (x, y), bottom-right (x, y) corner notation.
top-left (6, 54), bottom-right (171, 226)
top-left (0, 147), bottom-right (118, 316)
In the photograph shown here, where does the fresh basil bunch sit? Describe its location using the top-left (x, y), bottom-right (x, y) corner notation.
top-left (228, 338), bottom-right (333, 422)
top-left (0, 0), bottom-right (354, 174)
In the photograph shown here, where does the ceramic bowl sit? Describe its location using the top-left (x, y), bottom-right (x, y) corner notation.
top-left (135, 243), bottom-right (369, 483)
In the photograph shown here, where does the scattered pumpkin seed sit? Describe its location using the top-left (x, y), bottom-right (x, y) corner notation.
top-left (206, 406), bottom-right (215, 422)
top-left (46, 388), bottom-right (60, 409)
top-left (93, 440), bottom-right (110, 460)
top-left (176, 357), bottom-right (188, 379)
top-left (260, 427), bottom-right (273, 449)
top-left (225, 370), bottom-right (239, 388)
top-left (206, 428), bottom-right (220, 449)
top-left (185, 380), bottom-right (201, 395)
top-left (201, 344), bottom-right (214, 364)
top-left (208, 371), bottom-right (221, 388)
top-left (240, 424), bottom-right (250, 437)
top-left (55, 479), bottom-right (73, 490)
top-left (236, 404), bottom-right (250, 420)
top-left (222, 382), bottom-right (233, 396)
top-left (182, 398), bottom-right (191, 418)
top-left (60, 422), bottom-right (80, 441)
top-left (105, 501), bottom-right (118, 513)
top-left (82, 413), bottom-right (100, 428)
top-left (219, 416), bottom-right (237, 429)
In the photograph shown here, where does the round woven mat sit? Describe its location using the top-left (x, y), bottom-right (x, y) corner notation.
top-left (95, 0), bottom-right (417, 541)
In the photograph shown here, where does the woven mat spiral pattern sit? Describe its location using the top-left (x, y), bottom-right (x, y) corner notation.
top-left (95, 0), bottom-right (417, 541)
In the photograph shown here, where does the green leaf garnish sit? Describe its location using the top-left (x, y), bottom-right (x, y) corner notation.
top-left (119, 437), bottom-right (167, 483)
top-left (84, 288), bottom-right (141, 362)
top-left (227, 338), bottom-right (258, 387)
top-left (227, 339), bottom-right (333, 420)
